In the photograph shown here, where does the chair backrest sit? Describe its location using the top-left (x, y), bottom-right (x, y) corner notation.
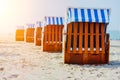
top-left (66, 22), bottom-right (108, 53)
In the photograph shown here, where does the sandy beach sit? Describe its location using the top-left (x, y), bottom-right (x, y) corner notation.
top-left (0, 34), bottom-right (120, 80)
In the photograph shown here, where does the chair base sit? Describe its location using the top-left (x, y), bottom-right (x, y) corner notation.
top-left (16, 37), bottom-right (24, 41)
top-left (64, 52), bottom-right (109, 64)
top-left (35, 40), bottom-right (41, 46)
top-left (43, 43), bottom-right (62, 52)
top-left (26, 38), bottom-right (34, 43)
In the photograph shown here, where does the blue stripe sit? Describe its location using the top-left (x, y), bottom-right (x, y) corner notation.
top-left (68, 8), bottom-right (72, 19)
top-left (60, 17), bottom-right (63, 25)
top-left (52, 17), bottom-right (55, 24)
top-left (81, 9), bottom-right (85, 22)
top-left (37, 22), bottom-right (41, 26)
top-left (39, 22), bottom-right (41, 26)
top-left (107, 9), bottom-right (109, 16)
top-left (74, 8), bottom-right (78, 22)
top-left (87, 9), bottom-right (92, 22)
top-left (48, 17), bottom-right (51, 24)
top-left (94, 9), bottom-right (99, 22)
top-left (101, 9), bottom-right (105, 23)
top-left (107, 9), bottom-right (110, 22)
top-left (45, 17), bottom-right (47, 26)
top-left (56, 17), bottom-right (59, 25)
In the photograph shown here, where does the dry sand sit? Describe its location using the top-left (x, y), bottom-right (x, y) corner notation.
top-left (0, 33), bottom-right (120, 80)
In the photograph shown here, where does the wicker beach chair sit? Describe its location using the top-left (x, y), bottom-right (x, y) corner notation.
top-left (15, 26), bottom-right (24, 41)
top-left (42, 16), bottom-right (64, 52)
top-left (25, 24), bottom-right (35, 43)
top-left (64, 8), bottom-right (110, 64)
top-left (34, 21), bottom-right (42, 46)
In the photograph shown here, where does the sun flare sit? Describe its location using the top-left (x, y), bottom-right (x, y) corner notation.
top-left (0, 0), bottom-right (6, 13)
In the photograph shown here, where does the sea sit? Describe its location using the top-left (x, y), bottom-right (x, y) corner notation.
top-left (108, 30), bottom-right (120, 40)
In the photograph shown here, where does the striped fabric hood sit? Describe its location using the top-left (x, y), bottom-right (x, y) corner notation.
top-left (67, 8), bottom-right (110, 23)
top-left (26, 24), bottom-right (35, 28)
top-left (44, 16), bottom-right (64, 26)
top-left (36, 21), bottom-right (42, 27)
top-left (16, 26), bottom-right (24, 30)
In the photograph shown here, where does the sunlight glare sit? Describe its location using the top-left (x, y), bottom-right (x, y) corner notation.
top-left (0, 0), bottom-right (6, 13)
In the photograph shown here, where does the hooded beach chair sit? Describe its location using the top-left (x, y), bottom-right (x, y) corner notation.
top-left (34, 21), bottom-right (42, 46)
top-left (64, 8), bottom-right (110, 64)
top-left (25, 24), bottom-right (35, 42)
top-left (15, 26), bottom-right (24, 41)
top-left (42, 16), bottom-right (64, 52)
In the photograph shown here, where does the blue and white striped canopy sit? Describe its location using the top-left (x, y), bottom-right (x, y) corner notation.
top-left (26, 24), bottom-right (35, 28)
top-left (67, 8), bottom-right (110, 23)
top-left (44, 16), bottom-right (64, 26)
top-left (16, 26), bottom-right (24, 30)
top-left (36, 21), bottom-right (42, 27)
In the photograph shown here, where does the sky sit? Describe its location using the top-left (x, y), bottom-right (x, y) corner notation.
top-left (0, 0), bottom-right (120, 34)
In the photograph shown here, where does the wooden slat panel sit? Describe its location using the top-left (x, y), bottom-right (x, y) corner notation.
top-left (50, 26), bottom-right (52, 44)
top-left (47, 26), bottom-right (48, 42)
top-left (52, 26), bottom-right (54, 44)
top-left (67, 23), bottom-right (72, 53)
top-left (45, 27), bottom-right (47, 43)
top-left (90, 23), bottom-right (94, 53)
top-left (56, 26), bottom-right (59, 43)
top-left (61, 25), bottom-right (64, 42)
top-left (58, 26), bottom-right (60, 43)
top-left (40, 28), bottom-right (42, 40)
top-left (59, 26), bottom-right (62, 43)
top-left (48, 26), bottom-right (51, 44)
top-left (85, 22), bottom-right (88, 53)
top-left (101, 23), bottom-right (105, 54)
top-left (83, 22), bottom-right (88, 64)
top-left (96, 23), bottom-right (99, 54)
top-left (73, 22), bottom-right (78, 53)
top-left (55, 25), bottom-right (57, 43)
top-left (78, 22), bottom-right (83, 53)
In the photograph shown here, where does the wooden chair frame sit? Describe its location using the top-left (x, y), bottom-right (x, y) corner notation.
top-left (15, 29), bottom-right (24, 41)
top-left (64, 22), bottom-right (110, 64)
top-left (43, 25), bottom-right (64, 52)
top-left (25, 28), bottom-right (35, 42)
top-left (34, 27), bottom-right (42, 46)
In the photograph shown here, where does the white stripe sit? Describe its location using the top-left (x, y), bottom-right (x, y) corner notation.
top-left (54, 17), bottom-right (57, 25)
top-left (104, 10), bottom-right (109, 23)
top-left (67, 10), bottom-right (71, 23)
top-left (97, 10), bottom-right (102, 22)
top-left (58, 17), bottom-right (61, 25)
top-left (71, 9), bottom-right (75, 23)
top-left (84, 9), bottom-right (89, 22)
top-left (78, 9), bottom-right (82, 22)
top-left (47, 17), bottom-right (49, 25)
top-left (91, 9), bottom-right (96, 22)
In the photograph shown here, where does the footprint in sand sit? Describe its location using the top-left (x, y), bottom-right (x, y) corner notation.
top-left (8, 74), bottom-right (19, 78)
